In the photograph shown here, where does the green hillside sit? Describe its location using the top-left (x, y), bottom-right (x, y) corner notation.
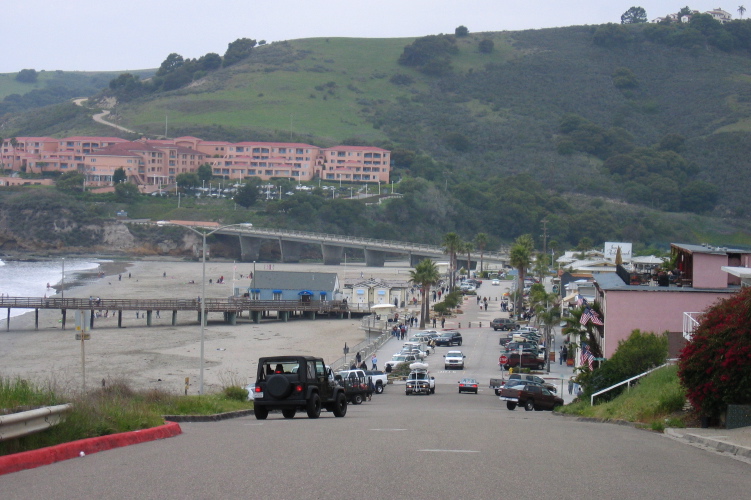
top-left (4, 22), bottom-right (751, 250)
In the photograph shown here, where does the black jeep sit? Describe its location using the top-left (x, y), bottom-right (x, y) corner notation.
top-left (252, 356), bottom-right (348, 419)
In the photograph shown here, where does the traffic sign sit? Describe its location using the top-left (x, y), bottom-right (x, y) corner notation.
top-left (499, 355), bottom-right (508, 364)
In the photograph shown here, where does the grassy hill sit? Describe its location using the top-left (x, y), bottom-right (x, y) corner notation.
top-left (4, 24), bottom-right (751, 249)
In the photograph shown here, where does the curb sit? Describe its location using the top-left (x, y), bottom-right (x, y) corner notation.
top-left (163, 409), bottom-right (254, 422)
top-left (664, 428), bottom-right (751, 461)
top-left (0, 421), bottom-right (182, 476)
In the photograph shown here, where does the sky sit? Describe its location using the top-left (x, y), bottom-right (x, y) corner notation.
top-left (0, 1), bottom-right (742, 73)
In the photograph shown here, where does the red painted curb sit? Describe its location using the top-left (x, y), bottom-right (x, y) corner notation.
top-left (0, 421), bottom-right (182, 476)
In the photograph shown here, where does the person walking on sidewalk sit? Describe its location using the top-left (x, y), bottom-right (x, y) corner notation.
top-left (568, 377), bottom-right (574, 395)
top-left (371, 354), bottom-right (378, 371)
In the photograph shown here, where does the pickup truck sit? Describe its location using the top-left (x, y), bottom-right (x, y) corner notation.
top-left (500, 382), bottom-right (564, 411)
top-left (363, 370), bottom-right (388, 394)
top-left (405, 362), bottom-right (435, 395)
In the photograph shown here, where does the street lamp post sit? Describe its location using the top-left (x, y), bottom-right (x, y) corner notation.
top-left (172, 222), bottom-right (252, 395)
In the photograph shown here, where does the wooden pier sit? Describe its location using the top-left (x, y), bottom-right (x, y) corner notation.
top-left (0, 297), bottom-right (350, 331)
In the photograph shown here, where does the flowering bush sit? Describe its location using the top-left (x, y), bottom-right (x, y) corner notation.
top-left (678, 287), bottom-right (751, 417)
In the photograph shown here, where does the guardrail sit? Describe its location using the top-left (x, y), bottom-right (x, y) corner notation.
top-left (0, 404), bottom-right (73, 441)
top-left (683, 312), bottom-right (702, 340)
top-left (590, 361), bottom-right (675, 406)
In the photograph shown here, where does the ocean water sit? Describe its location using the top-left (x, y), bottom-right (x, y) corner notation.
top-left (0, 258), bottom-right (103, 317)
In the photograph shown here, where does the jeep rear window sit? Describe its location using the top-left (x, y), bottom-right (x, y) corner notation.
top-left (260, 360), bottom-right (301, 380)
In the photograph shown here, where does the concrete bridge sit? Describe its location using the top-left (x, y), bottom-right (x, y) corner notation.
top-left (207, 225), bottom-right (509, 267)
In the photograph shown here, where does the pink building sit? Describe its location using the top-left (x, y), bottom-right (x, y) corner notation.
top-left (593, 243), bottom-right (751, 359)
top-left (1, 135), bottom-right (390, 187)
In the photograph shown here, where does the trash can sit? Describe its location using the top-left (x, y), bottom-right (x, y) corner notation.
top-left (549, 352), bottom-right (556, 363)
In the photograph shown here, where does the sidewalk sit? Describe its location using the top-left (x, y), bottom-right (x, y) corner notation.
top-left (665, 427), bottom-right (751, 462)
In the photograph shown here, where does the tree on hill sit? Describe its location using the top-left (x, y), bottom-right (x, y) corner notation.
top-left (593, 23), bottom-right (634, 46)
top-left (157, 53), bottom-right (184, 77)
top-left (234, 180), bottom-right (260, 208)
top-left (112, 167), bottom-right (127, 184)
top-left (398, 34), bottom-right (458, 75)
top-left (15, 69), bottom-right (38, 83)
top-left (223, 38), bottom-right (257, 67)
top-left (739, 6), bottom-right (747, 19)
top-left (56, 171), bottom-right (85, 193)
top-left (455, 25), bottom-right (469, 37)
top-left (479, 39), bottom-right (494, 53)
top-left (679, 286), bottom-right (751, 419)
top-left (114, 182), bottom-right (140, 201)
top-left (197, 164), bottom-right (213, 182)
top-left (621, 6), bottom-right (648, 24)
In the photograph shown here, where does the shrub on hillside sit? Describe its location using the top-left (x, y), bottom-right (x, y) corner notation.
top-left (584, 330), bottom-right (668, 400)
top-left (678, 287), bottom-right (751, 418)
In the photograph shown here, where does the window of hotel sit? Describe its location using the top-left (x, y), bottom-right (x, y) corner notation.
top-left (296, 148), bottom-right (304, 154)
top-left (90, 158), bottom-right (96, 162)
top-left (337, 152), bottom-right (345, 157)
top-left (279, 148), bottom-right (286, 153)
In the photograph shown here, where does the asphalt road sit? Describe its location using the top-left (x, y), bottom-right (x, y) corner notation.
top-left (5, 282), bottom-right (751, 497)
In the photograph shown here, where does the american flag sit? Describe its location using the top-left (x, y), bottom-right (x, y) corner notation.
top-left (576, 294), bottom-right (587, 307)
top-left (579, 308), bottom-right (591, 326)
top-left (589, 310), bottom-right (604, 326)
top-left (581, 344), bottom-right (594, 369)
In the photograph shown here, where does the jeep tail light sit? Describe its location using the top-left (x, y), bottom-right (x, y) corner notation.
top-left (254, 386), bottom-right (262, 393)
top-left (294, 384), bottom-right (303, 393)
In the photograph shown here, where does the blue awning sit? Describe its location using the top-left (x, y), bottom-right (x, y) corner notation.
top-left (251, 289), bottom-right (260, 293)
top-left (298, 290), bottom-right (313, 296)
top-left (319, 291), bottom-right (327, 295)
top-left (272, 289), bottom-right (283, 294)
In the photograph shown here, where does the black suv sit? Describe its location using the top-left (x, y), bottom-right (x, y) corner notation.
top-left (434, 331), bottom-right (463, 346)
top-left (252, 356), bottom-right (348, 419)
top-left (492, 318), bottom-right (519, 331)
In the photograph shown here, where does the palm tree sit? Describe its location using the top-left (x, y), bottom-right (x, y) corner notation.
top-left (532, 290), bottom-right (560, 372)
top-left (474, 233), bottom-right (489, 275)
top-left (409, 259), bottom-right (441, 329)
top-left (739, 5), bottom-right (746, 19)
top-left (462, 240), bottom-right (474, 279)
top-left (561, 304), bottom-right (604, 365)
top-left (509, 234), bottom-right (534, 316)
top-left (442, 232), bottom-right (462, 291)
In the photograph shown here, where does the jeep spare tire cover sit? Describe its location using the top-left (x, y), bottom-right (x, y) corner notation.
top-left (266, 374), bottom-right (292, 399)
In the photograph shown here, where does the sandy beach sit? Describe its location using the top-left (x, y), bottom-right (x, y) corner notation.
top-left (0, 258), bottom-right (417, 395)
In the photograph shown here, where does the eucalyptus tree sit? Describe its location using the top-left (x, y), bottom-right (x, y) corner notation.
top-left (409, 259), bottom-right (441, 329)
top-left (474, 233), bottom-right (489, 274)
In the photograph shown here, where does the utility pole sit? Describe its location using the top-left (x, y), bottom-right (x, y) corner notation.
top-left (541, 218), bottom-right (549, 256)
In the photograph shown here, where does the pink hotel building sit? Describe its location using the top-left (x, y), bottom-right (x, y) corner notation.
top-left (0, 136), bottom-right (391, 187)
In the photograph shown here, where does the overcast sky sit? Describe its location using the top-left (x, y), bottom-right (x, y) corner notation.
top-left (1, 1), bottom-right (740, 73)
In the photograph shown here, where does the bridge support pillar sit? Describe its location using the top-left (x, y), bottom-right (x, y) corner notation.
top-left (251, 311), bottom-right (261, 323)
top-left (239, 236), bottom-right (262, 262)
top-left (6, 308), bottom-right (9, 331)
top-left (279, 240), bottom-right (302, 263)
top-left (172, 310), bottom-right (177, 326)
top-left (35, 309), bottom-right (39, 330)
top-left (118, 310), bottom-right (122, 328)
top-left (90, 310), bottom-right (95, 330)
top-left (304, 311), bottom-right (316, 320)
top-left (410, 254), bottom-right (430, 267)
top-left (321, 244), bottom-right (343, 265)
top-left (61, 309), bottom-right (66, 330)
top-left (364, 249), bottom-right (386, 267)
top-left (146, 310), bottom-right (152, 326)
top-left (280, 311), bottom-right (289, 322)
top-left (228, 312), bottom-right (237, 325)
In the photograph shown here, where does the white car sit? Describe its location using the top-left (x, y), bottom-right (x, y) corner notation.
top-left (444, 350), bottom-right (466, 370)
top-left (385, 354), bottom-right (417, 369)
top-left (491, 279), bottom-right (501, 285)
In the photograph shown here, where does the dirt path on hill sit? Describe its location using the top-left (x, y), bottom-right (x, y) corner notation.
top-left (73, 98), bottom-right (137, 134)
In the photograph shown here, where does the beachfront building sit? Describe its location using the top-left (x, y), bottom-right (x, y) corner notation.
top-left (590, 243), bottom-right (751, 360)
top-left (243, 271), bottom-right (341, 302)
top-left (1, 136), bottom-right (391, 187)
top-left (344, 278), bottom-right (411, 313)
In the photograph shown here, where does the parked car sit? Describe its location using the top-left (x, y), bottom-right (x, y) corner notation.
top-left (444, 350), bottom-right (466, 369)
top-left (458, 378), bottom-right (479, 394)
top-left (491, 279), bottom-right (501, 286)
top-left (505, 341), bottom-right (539, 354)
top-left (501, 352), bottom-right (546, 371)
top-left (500, 382), bottom-right (563, 411)
top-left (499, 337), bottom-right (514, 347)
top-left (363, 370), bottom-right (388, 394)
top-left (507, 373), bottom-right (557, 393)
top-left (492, 318), bottom-right (519, 331)
top-left (434, 331), bottom-right (463, 346)
top-left (385, 354), bottom-right (418, 369)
